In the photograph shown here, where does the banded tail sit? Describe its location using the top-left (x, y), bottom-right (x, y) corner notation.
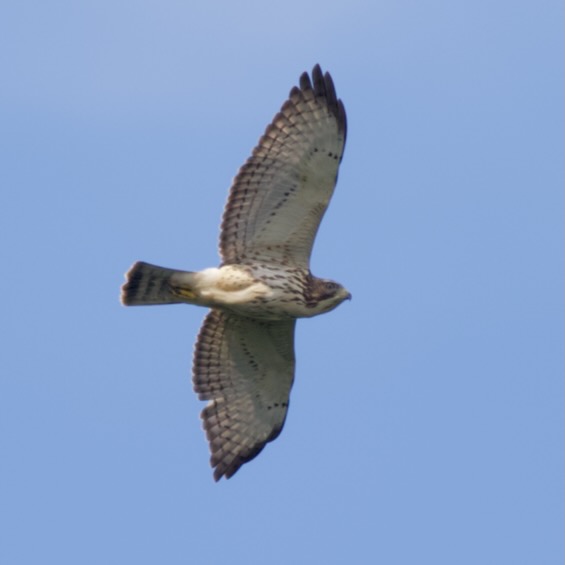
top-left (121, 261), bottom-right (196, 306)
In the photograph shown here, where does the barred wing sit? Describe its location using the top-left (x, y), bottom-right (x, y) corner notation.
top-left (193, 310), bottom-right (296, 480)
top-left (220, 64), bottom-right (347, 269)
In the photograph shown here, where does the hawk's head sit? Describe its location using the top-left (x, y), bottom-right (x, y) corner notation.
top-left (306, 277), bottom-right (351, 315)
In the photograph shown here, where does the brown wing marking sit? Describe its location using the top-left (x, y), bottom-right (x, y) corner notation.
top-left (193, 310), bottom-right (296, 480)
top-left (219, 64), bottom-right (347, 268)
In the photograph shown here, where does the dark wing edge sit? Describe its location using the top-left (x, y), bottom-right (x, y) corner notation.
top-left (193, 310), bottom-right (296, 481)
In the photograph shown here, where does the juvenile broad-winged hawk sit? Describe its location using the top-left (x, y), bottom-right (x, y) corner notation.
top-left (121, 65), bottom-right (350, 480)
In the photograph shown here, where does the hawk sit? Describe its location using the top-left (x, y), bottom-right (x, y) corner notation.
top-left (121, 65), bottom-right (350, 480)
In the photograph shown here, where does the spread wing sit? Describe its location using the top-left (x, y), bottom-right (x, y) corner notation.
top-left (220, 64), bottom-right (347, 269)
top-left (193, 310), bottom-right (296, 480)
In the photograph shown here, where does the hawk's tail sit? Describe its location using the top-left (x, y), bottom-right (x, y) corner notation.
top-left (121, 261), bottom-right (194, 306)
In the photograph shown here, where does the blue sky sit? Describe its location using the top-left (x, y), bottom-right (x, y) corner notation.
top-left (1, 1), bottom-right (562, 564)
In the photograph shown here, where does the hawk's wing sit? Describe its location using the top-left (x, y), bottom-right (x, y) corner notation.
top-left (220, 64), bottom-right (347, 270)
top-left (193, 310), bottom-right (296, 480)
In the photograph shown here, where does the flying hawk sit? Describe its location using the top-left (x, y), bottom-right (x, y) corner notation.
top-left (121, 65), bottom-right (350, 480)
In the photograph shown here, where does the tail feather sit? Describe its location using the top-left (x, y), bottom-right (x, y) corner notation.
top-left (121, 261), bottom-right (193, 306)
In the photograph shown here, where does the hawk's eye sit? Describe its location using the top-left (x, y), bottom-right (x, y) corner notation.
top-left (324, 282), bottom-right (338, 291)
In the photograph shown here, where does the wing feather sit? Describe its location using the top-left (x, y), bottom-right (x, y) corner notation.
top-left (193, 310), bottom-right (296, 480)
top-left (220, 64), bottom-right (347, 268)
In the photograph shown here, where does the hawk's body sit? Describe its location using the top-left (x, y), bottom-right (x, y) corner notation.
top-left (122, 65), bottom-right (349, 480)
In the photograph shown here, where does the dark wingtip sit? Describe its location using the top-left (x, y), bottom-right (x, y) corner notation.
top-left (299, 71), bottom-right (312, 91)
top-left (296, 64), bottom-right (347, 142)
top-left (311, 64), bottom-right (326, 98)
